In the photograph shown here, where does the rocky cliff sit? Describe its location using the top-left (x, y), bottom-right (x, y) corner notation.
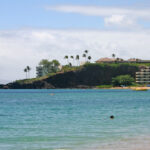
top-left (1, 63), bottom-right (140, 89)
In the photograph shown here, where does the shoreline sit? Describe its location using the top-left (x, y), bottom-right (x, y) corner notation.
top-left (0, 84), bottom-right (150, 90)
top-left (96, 86), bottom-right (150, 90)
top-left (0, 87), bottom-right (150, 89)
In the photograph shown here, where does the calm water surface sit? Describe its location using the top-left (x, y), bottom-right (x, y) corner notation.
top-left (0, 89), bottom-right (150, 150)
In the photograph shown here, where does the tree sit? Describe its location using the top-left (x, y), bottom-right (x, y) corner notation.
top-left (83, 50), bottom-right (89, 62)
top-left (69, 62), bottom-right (72, 67)
top-left (76, 55), bottom-right (80, 66)
top-left (112, 75), bottom-right (134, 86)
top-left (39, 59), bottom-right (50, 66)
top-left (36, 59), bottom-right (60, 77)
top-left (82, 53), bottom-right (86, 62)
top-left (64, 55), bottom-right (69, 64)
top-left (51, 59), bottom-right (60, 73)
top-left (88, 56), bottom-right (92, 62)
top-left (26, 66), bottom-right (31, 78)
top-left (39, 59), bottom-right (52, 75)
top-left (84, 50), bottom-right (88, 54)
top-left (24, 68), bottom-right (27, 79)
top-left (24, 66), bottom-right (31, 79)
top-left (112, 53), bottom-right (116, 58)
top-left (52, 59), bottom-right (60, 66)
top-left (70, 56), bottom-right (74, 66)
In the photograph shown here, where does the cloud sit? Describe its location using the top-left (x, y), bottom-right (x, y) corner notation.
top-left (46, 5), bottom-right (150, 28)
top-left (104, 15), bottom-right (137, 27)
top-left (0, 29), bottom-right (150, 82)
top-left (46, 5), bottom-right (150, 17)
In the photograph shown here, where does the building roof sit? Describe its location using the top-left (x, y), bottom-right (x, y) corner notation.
top-left (96, 57), bottom-right (150, 64)
top-left (127, 58), bottom-right (141, 62)
top-left (96, 57), bottom-right (124, 63)
top-left (96, 57), bottom-right (116, 62)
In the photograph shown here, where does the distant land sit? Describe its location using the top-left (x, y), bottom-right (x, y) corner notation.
top-left (1, 62), bottom-right (149, 89)
top-left (2, 52), bottom-right (150, 90)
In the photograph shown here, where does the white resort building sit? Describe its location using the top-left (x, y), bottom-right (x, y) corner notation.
top-left (136, 66), bottom-right (150, 84)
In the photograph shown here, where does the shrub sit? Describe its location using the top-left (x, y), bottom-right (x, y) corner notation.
top-left (112, 75), bottom-right (134, 86)
top-left (96, 85), bottom-right (113, 88)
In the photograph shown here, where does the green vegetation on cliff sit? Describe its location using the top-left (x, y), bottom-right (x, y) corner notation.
top-left (112, 75), bottom-right (134, 86)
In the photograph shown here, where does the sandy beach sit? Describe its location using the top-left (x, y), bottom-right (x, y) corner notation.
top-left (98, 86), bottom-right (150, 90)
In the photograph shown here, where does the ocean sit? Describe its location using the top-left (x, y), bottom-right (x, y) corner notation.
top-left (0, 89), bottom-right (150, 150)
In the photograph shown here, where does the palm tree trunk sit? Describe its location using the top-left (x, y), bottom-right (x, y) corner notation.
top-left (28, 71), bottom-right (30, 78)
top-left (73, 58), bottom-right (75, 66)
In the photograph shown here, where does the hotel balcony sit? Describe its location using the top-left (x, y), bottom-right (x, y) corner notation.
top-left (136, 72), bottom-right (150, 75)
top-left (136, 75), bottom-right (150, 78)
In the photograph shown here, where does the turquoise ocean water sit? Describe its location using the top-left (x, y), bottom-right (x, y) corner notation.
top-left (0, 89), bottom-right (150, 150)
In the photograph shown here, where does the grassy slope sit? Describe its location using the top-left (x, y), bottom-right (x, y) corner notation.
top-left (16, 66), bottom-right (82, 85)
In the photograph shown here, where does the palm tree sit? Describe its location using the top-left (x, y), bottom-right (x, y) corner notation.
top-left (112, 53), bottom-right (116, 58)
top-left (76, 55), bottom-right (80, 66)
top-left (88, 56), bottom-right (92, 62)
top-left (69, 62), bottom-right (72, 67)
top-left (82, 53), bottom-right (86, 62)
top-left (26, 66), bottom-right (31, 78)
top-left (70, 56), bottom-right (74, 66)
top-left (84, 50), bottom-right (88, 54)
top-left (84, 50), bottom-right (89, 61)
top-left (24, 68), bottom-right (27, 79)
top-left (64, 55), bottom-right (69, 64)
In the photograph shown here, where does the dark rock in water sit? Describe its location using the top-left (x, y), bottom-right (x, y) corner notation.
top-left (3, 81), bottom-right (55, 89)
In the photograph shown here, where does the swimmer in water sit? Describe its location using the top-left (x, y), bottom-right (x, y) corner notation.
top-left (110, 115), bottom-right (114, 119)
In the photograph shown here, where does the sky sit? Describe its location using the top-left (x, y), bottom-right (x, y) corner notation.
top-left (0, 0), bottom-right (150, 83)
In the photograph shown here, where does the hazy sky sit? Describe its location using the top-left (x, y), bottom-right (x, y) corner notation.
top-left (0, 0), bottom-right (150, 83)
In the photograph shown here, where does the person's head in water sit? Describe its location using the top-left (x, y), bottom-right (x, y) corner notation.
top-left (110, 115), bottom-right (114, 119)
